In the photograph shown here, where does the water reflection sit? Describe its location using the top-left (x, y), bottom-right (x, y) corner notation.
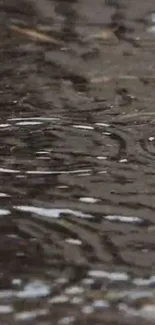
top-left (14, 206), bottom-right (94, 219)
top-left (0, 0), bottom-right (155, 324)
top-left (16, 280), bottom-right (50, 298)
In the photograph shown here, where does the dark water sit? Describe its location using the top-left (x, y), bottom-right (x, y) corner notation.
top-left (1, 0), bottom-right (155, 324)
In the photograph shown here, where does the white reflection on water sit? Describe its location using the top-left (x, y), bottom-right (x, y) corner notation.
top-left (49, 295), bottom-right (69, 304)
top-left (92, 300), bottom-right (109, 308)
top-left (0, 305), bottom-right (13, 314)
top-left (82, 305), bottom-right (93, 314)
top-left (26, 169), bottom-right (92, 175)
top-left (79, 197), bottom-right (99, 203)
top-left (133, 275), bottom-right (155, 286)
top-left (16, 280), bottom-right (50, 298)
top-left (14, 206), bottom-right (94, 219)
top-left (8, 117), bottom-right (60, 122)
top-left (0, 291), bottom-right (14, 298)
top-left (64, 286), bottom-right (84, 295)
top-left (0, 193), bottom-right (10, 197)
top-left (95, 123), bottom-right (110, 127)
top-left (58, 316), bottom-right (75, 325)
top-left (0, 209), bottom-right (10, 216)
top-left (88, 270), bottom-right (129, 281)
top-left (0, 168), bottom-right (20, 173)
top-left (73, 125), bottom-right (94, 130)
top-left (15, 309), bottom-right (48, 320)
top-left (97, 156), bottom-right (107, 160)
top-left (104, 215), bottom-right (142, 223)
top-left (65, 238), bottom-right (82, 245)
top-left (0, 124), bottom-right (10, 128)
top-left (16, 121), bottom-right (42, 126)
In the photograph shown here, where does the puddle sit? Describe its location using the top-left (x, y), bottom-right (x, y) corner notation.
top-left (0, 0), bottom-right (155, 324)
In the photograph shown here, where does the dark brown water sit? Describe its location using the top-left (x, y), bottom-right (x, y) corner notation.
top-left (1, 0), bottom-right (155, 324)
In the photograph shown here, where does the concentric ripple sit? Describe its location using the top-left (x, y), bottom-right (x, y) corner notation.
top-left (1, 0), bottom-right (155, 324)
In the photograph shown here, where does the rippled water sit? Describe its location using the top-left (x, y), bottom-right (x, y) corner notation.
top-left (1, 0), bottom-right (155, 324)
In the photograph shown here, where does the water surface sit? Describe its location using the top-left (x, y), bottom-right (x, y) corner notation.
top-left (0, 0), bottom-right (155, 324)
